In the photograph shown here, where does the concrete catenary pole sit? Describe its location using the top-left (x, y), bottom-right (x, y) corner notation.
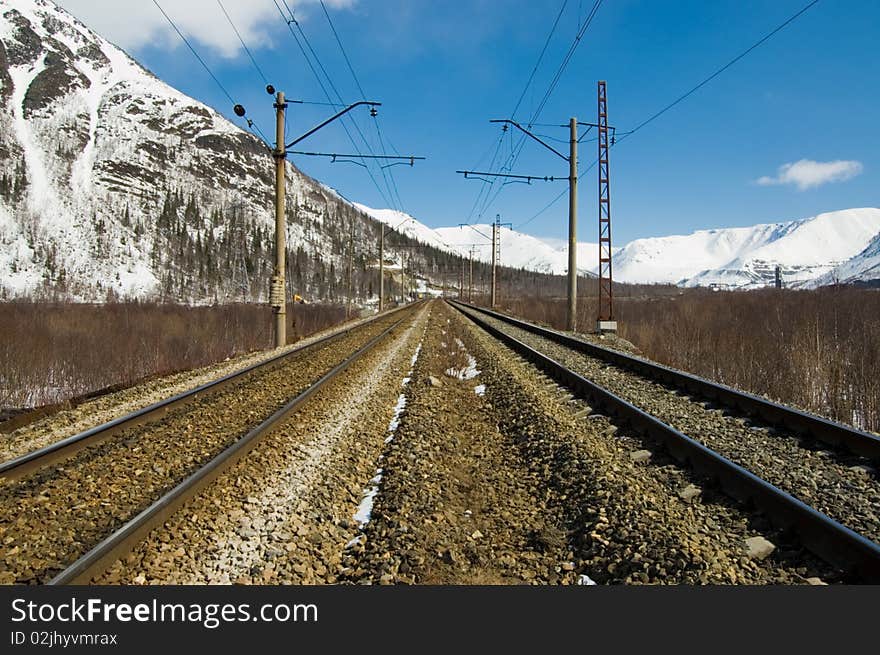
top-left (459, 256), bottom-right (464, 299)
top-left (347, 216), bottom-right (354, 318)
top-left (567, 116), bottom-right (578, 332)
top-left (468, 248), bottom-right (474, 303)
top-left (379, 227), bottom-right (385, 311)
top-left (491, 219), bottom-right (498, 308)
top-left (272, 91), bottom-right (288, 348)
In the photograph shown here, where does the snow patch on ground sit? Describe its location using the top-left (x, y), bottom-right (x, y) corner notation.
top-left (386, 393), bottom-right (408, 442)
top-left (442, 337), bottom-right (480, 380)
top-left (352, 334), bottom-right (425, 531)
top-left (474, 384), bottom-right (486, 396)
top-left (353, 470), bottom-right (383, 527)
top-left (446, 342), bottom-right (480, 381)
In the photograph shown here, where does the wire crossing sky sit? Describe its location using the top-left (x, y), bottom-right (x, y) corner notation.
top-left (57, 0), bottom-right (879, 245)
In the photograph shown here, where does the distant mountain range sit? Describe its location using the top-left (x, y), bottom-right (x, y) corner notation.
top-left (0, 0), bottom-right (460, 304)
top-left (353, 203), bottom-right (609, 277)
top-left (809, 228), bottom-right (880, 287)
top-left (356, 204), bottom-right (880, 289)
top-left (616, 208), bottom-right (880, 288)
top-left (1, 0), bottom-right (877, 302)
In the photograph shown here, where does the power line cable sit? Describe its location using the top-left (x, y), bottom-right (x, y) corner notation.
top-left (273, 1), bottom-right (334, 100)
top-left (291, 11), bottom-right (400, 212)
top-left (216, 0), bottom-right (269, 86)
top-left (516, 0), bottom-right (820, 231)
top-left (617, 0), bottom-right (821, 143)
top-left (286, 3), bottom-right (458, 261)
top-left (464, 0), bottom-right (573, 225)
top-left (525, 0), bottom-right (603, 127)
top-left (154, 0), bottom-right (270, 145)
top-left (499, 0), bottom-right (603, 172)
top-left (153, 0), bottom-right (236, 106)
top-left (281, 1), bottom-right (400, 212)
top-left (466, 132), bottom-right (506, 223)
top-left (515, 159), bottom-right (598, 231)
top-left (373, 119), bottom-right (405, 211)
top-left (473, 0), bottom-right (604, 223)
top-left (319, 0), bottom-right (366, 98)
top-left (464, 130), bottom-right (505, 223)
top-left (510, 0), bottom-right (569, 119)
top-left (319, 0), bottom-right (409, 214)
top-left (272, 0), bottom-right (394, 209)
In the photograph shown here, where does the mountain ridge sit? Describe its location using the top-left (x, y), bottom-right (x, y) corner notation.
top-left (355, 202), bottom-right (880, 288)
top-left (0, 0), bottom-right (466, 305)
top-left (2, 1), bottom-right (877, 301)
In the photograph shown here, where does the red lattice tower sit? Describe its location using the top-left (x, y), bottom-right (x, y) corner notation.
top-left (597, 80), bottom-right (614, 324)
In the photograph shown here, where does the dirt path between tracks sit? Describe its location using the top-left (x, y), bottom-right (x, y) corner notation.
top-left (346, 301), bottom-right (834, 584)
top-left (344, 305), bottom-right (577, 584)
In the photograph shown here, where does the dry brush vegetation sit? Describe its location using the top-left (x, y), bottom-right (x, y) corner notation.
top-left (498, 287), bottom-right (880, 433)
top-left (0, 301), bottom-right (347, 411)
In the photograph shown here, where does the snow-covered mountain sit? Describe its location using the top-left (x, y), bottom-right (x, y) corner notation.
top-left (354, 202), bottom-right (605, 276)
top-left (0, 0), bottom-right (445, 303)
top-left (433, 225), bottom-right (605, 277)
top-left (356, 203), bottom-right (880, 289)
top-left (2, 2), bottom-right (876, 301)
top-left (809, 230), bottom-right (880, 287)
top-left (611, 208), bottom-right (880, 288)
top-left (352, 203), bottom-right (458, 256)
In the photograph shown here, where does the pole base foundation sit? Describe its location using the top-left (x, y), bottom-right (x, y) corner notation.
top-left (596, 320), bottom-right (618, 334)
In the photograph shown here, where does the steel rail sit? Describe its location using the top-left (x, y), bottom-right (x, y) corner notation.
top-left (0, 302), bottom-right (419, 481)
top-left (450, 300), bottom-right (880, 581)
top-left (49, 310), bottom-right (414, 584)
top-left (453, 302), bottom-right (880, 460)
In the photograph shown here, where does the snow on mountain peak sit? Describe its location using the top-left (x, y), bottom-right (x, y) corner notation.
top-left (809, 228), bottom-right (880, 287)
top-left (613, 208), bottom-right (880, 288)
top-left (352, 202), bottom-right (605, 276)
top-left (0, 0), bottom-right (360, 302)
top-left (2, 3), bottom-right (877, 299)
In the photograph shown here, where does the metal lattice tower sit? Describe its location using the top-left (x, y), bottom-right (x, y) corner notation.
top-left (597, 81), bottom-right (614, 326)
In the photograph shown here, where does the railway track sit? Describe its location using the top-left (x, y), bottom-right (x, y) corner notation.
top-left (450, 300), bottom-right (880, 581)
top-left (0, 303), bottom-right (420, 584)
top-left (0, 303), bottom-right (413, 481)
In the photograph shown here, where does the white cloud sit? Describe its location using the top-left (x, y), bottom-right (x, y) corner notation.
top-left (756, 159), bottom-right (863, 191)
top-left (55, 0), bottom-right (356, 57)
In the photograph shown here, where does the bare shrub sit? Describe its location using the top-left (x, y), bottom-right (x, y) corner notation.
top-left (0, 300), bottom-right (347, 410)
top-left (440, 317), bottom-right (474, 379)
top-left (495, 287), bottom-right (880, 433)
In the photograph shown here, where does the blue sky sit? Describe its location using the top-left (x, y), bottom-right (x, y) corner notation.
top-left (57, 0), bottom-right (879, 245)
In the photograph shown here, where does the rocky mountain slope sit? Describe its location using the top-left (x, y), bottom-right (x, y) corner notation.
top-left (809, 230), bottom-right (880, 287)
top-left (0, 0), bottom-right (466, 304)
top-left (1, 1), bottom-right (875, 302)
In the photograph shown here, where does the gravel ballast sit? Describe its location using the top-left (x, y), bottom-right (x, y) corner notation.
top-left (458, 306), bottom-right (880, 548)
top-left (0, 299), bottom-right (851, 585)
top-left (343, 302), bottom-right (834, 584)
top-left (0, 307), bottom-right (418, 584)
top-left (343, 305), bottom-right (580, 584)
top-left (96, 305), bottom-right (430, 584)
